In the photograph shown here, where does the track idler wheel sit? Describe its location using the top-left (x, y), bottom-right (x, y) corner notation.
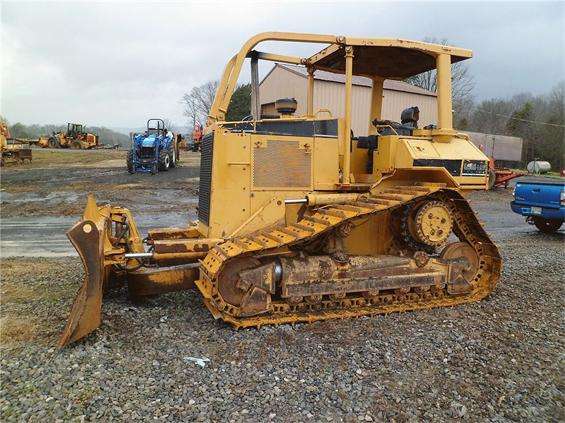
top-left (408, 200), bottom-right (453, 248)
top-left (217, 258), bottom-right (261, 307)
top-left (441, 242), bottom-right (480, 294)
top-left (216, 258), bottom-right (272, 317)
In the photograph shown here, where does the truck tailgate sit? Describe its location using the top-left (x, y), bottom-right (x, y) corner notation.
top-left (514, 181), bottom-right (564, 209)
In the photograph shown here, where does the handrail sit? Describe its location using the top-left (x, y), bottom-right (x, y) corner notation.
top-left (315, 109), bottom-right (333, 118)
top-left (374, 125), bottom-right (399, 136)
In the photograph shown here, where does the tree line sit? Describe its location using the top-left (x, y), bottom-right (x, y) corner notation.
top-left (409, 72), bottom-right (563, 169)
top-left (461, 84), bottom-right (564, 169)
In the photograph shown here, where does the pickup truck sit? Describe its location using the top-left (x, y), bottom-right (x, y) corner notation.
top-left (511, 179), bottom-right (564, 233)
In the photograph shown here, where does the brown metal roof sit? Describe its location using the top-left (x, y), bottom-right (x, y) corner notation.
top-left (307, 42), bottom-right (471, 79)
top-left (272, 64), bottom-right (437, 97)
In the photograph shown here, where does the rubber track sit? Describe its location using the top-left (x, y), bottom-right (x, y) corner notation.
top-left (198, 186), bottom-right (502, 327)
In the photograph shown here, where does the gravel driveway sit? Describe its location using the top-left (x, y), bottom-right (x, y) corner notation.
top-left (1, 191), bottom-right (563, 422)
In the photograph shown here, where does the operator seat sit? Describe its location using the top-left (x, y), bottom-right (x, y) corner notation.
top-left (401, 106), bottom-right (420, 129)
top-left (362, 106), bottom-right (421, 172)
top-left (372, 106), bottom-right (421, 136)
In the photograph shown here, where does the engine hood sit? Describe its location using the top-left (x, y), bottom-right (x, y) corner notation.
top-left (139, 135), bottom-right (156, 147)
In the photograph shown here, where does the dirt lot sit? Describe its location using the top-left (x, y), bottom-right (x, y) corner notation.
top-left (1, 149), bottom-right (201, 218)
top-left (0, 150), bottom-right (563, 421)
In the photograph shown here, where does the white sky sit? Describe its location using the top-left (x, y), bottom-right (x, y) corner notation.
top-left (1, 0), bottom-right (564, 128)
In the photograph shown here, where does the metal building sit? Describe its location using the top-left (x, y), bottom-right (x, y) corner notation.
top-left (463, 131), bottom-right (523, 166)
top-left (259, 63), bottom-right (438, 136)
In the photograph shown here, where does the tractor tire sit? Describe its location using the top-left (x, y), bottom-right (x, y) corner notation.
top-left (533, 217), bottom-right (563, 233)
top-left (158, 149), bottom-right (171, 171)
top-left (48, 137), bottom-right (58, 148)
top-left (127, 150), bottom-right (134, 174)
top-left (170, 144), bottom-right (178, 168)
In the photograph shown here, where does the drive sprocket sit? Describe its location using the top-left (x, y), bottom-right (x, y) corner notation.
top-left (407, 200), bottom-right (453, 248)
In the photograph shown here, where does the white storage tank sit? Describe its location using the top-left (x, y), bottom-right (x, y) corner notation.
top-left (527, 160), bottom-right (551, 174)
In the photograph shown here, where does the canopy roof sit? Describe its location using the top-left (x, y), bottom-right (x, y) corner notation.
top-left (307, 40), bottom-right (472, 79)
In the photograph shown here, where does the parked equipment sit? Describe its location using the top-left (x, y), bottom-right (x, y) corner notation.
top-left (42, 123), bottom-right (100, 149)
top-left (36, 136), bottom-right (52, 148)
top-left (177, 134), bottom-right (188, 150)
top-left (127, 119), bottom-right (180, 174)
top-left (190, 122), bottom-right (203, 151)
top-left (1, 122), bottom-right (32, 166)
top-left (487, 158), bottom-right (527, 189)
top-left (59, 32), bottom-right (502, 347)
top-left (511, 180), bottom-right (564, 233)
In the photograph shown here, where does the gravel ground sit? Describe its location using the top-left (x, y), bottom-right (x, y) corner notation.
top-left (1, 192), bottom-right (564, 421)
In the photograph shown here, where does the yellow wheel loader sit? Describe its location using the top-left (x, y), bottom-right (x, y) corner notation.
top-left (46, 123), bottom-right (99, 149)
top-left (36, 136), bottom-right (51, 148)
top-left (59, 32), bottom-right (501, 347)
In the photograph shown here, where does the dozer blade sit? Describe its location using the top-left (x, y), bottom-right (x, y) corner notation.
top-left (58, 218), bottom-right (106, 347)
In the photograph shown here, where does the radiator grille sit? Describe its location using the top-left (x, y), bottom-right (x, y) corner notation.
top-left (140, 147), bottom-right (155, 159)
top-left (253, 140), bottom-right (311, 188)
top-left (198, 133), bottom-right (214, 224)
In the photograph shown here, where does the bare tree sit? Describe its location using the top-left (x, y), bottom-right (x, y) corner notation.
top-left (183, 94), bottom-right (199, 128)
top-left (162, 118), bottom-right (175, 131)
top-left (405, 37), bottom-right (475, 122)
top-left (182, 81), bottom-right (219, 127)
top-left (468, 99), bottom-right (514, 135)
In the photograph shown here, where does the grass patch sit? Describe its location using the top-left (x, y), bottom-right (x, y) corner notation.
top-left (0, 279), bottom-right (71, 305)
top-left (0, 316), bottom-right (38, 343)
top-left (542, 172), bottom-right (564, 179)
top-left (1, 149), bottom-right (126, 170)
top-left (0, 258), bottom-right (81, 348)
top-left (31, 149), bottom-right (125, 166)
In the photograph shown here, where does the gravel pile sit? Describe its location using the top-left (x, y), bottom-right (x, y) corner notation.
top-left (1, 192), bottom-right (563, 421)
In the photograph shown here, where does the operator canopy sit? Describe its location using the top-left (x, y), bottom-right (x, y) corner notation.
top-left (308, 44), bottom-right (471, 79)
top-left (209, 32), bottom-right (473, 124)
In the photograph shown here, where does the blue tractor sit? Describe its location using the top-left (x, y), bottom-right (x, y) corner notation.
top-left (127, 119), bottom-right (180, 174)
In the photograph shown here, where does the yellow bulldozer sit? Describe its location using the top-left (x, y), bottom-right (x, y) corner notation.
top-left (60, 32), bottom-right (501, 347)
top-left (0, 122), bottom-right (33, 166)
top-left (40, 123), bottom-right (99, 149)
